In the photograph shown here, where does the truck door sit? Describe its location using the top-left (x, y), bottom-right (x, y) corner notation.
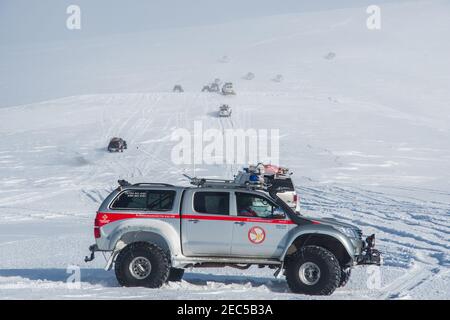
top-left (231, 192), bottom-right (292, 258)
top-left (181, 190), bottom-right (233, 256)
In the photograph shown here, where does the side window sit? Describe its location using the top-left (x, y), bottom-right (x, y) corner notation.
top-left (193, 192), bottom-right (229, 215)
top-left (147, 190), bottom-right (176, 211)
top-left (111, 190), bottom-right (176, 211)
top-left (111, 190), bottom-right (147, 209)
top-left (236, 192), bottom-right (286, 219)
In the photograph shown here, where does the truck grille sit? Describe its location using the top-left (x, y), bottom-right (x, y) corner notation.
top-left (356, 229), bottom-right (363, 239)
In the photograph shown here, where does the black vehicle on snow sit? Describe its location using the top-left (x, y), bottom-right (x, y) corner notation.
top-left (108, 137), bottom-right (127, 152)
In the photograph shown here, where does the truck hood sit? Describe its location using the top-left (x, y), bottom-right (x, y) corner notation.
top-left (310, 217), bottom-right (360, 231)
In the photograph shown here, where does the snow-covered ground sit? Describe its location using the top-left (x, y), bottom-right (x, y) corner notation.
top-left (0, 0), bottom-right (449, 299)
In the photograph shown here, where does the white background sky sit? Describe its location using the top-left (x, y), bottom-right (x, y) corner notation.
top-left (1, 0), bottom-right (412, 44)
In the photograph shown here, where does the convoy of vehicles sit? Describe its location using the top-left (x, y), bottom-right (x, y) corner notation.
top-left (94, 79), bottom-right (381, 296)
top-left (202, 79), bottom-right (236, 95)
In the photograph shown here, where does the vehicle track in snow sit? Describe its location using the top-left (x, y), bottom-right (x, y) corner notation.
top-left (296, 181), bottom-right (450, 298)
top-left (218, 110), bottom-right (237, 179)
top-left (1, 91), bottom-right (449, 299)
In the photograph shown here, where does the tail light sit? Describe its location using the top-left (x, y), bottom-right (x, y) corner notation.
top-left (94, 227), bottom-right (101, 239)
top-left (94, 212), bottom-right (101, 238)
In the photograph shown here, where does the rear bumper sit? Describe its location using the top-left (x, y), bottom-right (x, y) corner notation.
top-left (355, 234), bottom-right (382, 266)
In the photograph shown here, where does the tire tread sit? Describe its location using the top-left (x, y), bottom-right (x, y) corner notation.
top-left (285, 245), bottom-right (341, 295)
top-left (115, 242), bottom-right (170, 288)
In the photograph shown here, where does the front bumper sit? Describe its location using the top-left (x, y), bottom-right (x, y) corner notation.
top-left (356, 234), bottom-right (382, 266)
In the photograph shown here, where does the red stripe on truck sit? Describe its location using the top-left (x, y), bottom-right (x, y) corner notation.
top-left (95, 212), bottom-right (295, 227)
top-left (181, 214), bottom-right (295, 224)
top-left (95, 212), bottom-right (180, 227)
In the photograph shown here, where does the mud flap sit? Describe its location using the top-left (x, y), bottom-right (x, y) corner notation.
top-left (274, 261), bottom-right (284, 279)
top-left (104, 250), bottom-right (120, 271)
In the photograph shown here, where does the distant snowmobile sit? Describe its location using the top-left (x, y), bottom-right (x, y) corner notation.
top-left (173, 85), bottom-right (184, 92)
top-left (108, 137), bottom-right (127, 152)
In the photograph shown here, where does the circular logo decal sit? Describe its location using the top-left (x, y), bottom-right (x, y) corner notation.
top-left (248, 226), bottom-right (266, 244)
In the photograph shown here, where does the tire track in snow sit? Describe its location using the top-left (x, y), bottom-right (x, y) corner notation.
top-left (296, 181), bottom-right (450, 296)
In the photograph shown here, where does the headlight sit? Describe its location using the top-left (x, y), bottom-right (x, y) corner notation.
top-left (335, 226), bottom-right (358, 238)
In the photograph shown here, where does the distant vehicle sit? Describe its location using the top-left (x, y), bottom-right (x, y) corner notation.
top-left (210, 83), bottom-right (220, 92)
top-left (201, 83), bottom-right (220, 93)
top-left (108, 137), bottom-right (127, 152)
top-left (218, 104), bottom-right (232, 117)
top-left (243, 72), bottom-right (255, 80)
top-left (218, 55), bottom-right (229, 63)
top-left (173, 85), bottom-right (184, 92)
top-left (324, 52), bottom-right (336, 60)
top-left (221, 82), bottom-right (235, 95)
top-left (272, 74), bottom-right (283, 82)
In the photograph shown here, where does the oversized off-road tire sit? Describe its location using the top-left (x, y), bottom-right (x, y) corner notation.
top-left (285, 245), bottom-right (341, 295)
top-left (115, 242), bottom-right (170, 288)
top-left (167, 268), bottom-right (185, 282)
top-left (339, 268), bottom-right (351, 287)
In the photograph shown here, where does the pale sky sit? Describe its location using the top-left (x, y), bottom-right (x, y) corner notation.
top-left (0, 0), bottom-right (415, 44)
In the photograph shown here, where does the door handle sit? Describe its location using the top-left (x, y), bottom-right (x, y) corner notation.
top-left (234, 221), bottom-right (245, 226)
top-left (188, 219), bottom-right (199, 223)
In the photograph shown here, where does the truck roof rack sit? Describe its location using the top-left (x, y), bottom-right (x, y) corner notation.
top-left (117, 180), bottom-right (174, 188)
top-left (183, 174), bottom-right (267, 191)
top-left (132, 183), bottom-right (175, 187)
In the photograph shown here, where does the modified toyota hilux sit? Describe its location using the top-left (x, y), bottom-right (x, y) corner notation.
top-left (85, 178), bottom-right (381, 295)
